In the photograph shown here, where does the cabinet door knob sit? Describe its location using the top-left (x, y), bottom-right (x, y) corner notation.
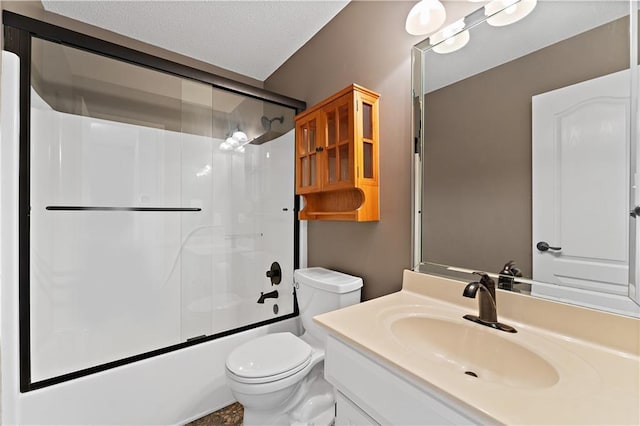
top-left (315, 146), bottom-right (324, 152)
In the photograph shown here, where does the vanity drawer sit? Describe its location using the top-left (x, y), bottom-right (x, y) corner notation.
top-left (325, 335), bottom-right (480, 425)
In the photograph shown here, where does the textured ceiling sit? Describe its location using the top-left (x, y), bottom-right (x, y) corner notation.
top-left (42, 0), bottom-right (350, 81)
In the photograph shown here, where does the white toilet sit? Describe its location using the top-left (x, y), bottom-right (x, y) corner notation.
top-left (225, 267), bottom-right (363, 425)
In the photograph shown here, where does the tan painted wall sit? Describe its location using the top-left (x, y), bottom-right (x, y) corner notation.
top-left (265, 2), bottom-right (425, 300)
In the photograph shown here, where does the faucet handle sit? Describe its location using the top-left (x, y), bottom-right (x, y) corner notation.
top-left (500, 260), bottom-right (523, 277)
top-left (472, 271), bottom-right (494, 285)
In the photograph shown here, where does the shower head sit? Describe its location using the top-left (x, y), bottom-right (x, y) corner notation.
top-left (261, 115), bottom-right (284, 131)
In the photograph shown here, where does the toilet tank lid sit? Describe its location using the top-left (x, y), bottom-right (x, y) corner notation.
top-left (294, 267), bottom-right (363, 293)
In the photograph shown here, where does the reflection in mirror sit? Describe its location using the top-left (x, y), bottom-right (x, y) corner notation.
top-left (412, 0), bottom-right (640, 317)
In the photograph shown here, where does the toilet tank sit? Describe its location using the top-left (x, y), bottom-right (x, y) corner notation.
top-left (294, 267), bottom-right (363, 344)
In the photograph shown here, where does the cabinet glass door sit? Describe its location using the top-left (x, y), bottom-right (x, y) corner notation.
top-left (297, 117), bottom-right (319, 192)
top-left (324, 100), bottom-right (352, 188)
top-left (361, 101), bottom-right (376, 179)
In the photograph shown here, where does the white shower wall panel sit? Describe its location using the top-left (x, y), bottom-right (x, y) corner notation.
top-left (178, 132), bottom-right (295, 339)
top-left (30, 101), bottom-right (183, 382)
top-left (179, 131), bottom-right (216, 340)
top-left (29, 89), bottom-right (295, 383)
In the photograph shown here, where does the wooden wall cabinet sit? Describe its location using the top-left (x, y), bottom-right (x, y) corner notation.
top-left (295, 84), bottom-right (380, 221)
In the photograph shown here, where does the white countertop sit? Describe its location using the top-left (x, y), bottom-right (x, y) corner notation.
top-left (314, 270), bottom-right (640, 425)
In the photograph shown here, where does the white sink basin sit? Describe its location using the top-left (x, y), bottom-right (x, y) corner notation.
top-left (388, 315), bottom-right (560, 389)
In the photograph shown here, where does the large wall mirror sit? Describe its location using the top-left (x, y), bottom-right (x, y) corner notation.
top-left (412, 0), bottom-right (640, 317)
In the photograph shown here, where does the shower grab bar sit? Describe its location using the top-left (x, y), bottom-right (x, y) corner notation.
top-left (45, 206), bottom-right (201, 212)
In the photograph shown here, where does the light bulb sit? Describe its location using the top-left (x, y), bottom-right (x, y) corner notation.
top-left (220, 140), bottom-right (233, 151)
top-left (485, 0), bottom-right (537, 27)
top-left (430, 19), bottom-right (470, 54)
top-left (405, 0), bottom-right (446, 36)
top-left (235, 145), bottom-right (245, 153)
top-left (225, 136), bottom-right (239, 148)
top-left (232, 130), bottom-right (248, 145)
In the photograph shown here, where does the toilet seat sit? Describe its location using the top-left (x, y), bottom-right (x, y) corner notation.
top-left (226, 332), bottom-right (312, 384)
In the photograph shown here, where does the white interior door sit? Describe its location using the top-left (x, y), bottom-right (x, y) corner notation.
top-left (532, 69), bottom-right (637, 315)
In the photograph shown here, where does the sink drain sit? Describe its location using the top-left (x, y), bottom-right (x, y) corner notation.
top-left (464, 371), bottom-right (478, 378)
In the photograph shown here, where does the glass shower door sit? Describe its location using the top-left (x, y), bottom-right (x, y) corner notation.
top-left (28, 37), bottom-right (296, 385)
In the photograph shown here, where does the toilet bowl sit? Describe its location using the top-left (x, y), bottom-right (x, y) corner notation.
top-left (226, 332), bottom-right (330, 425)
top-left (225, 267), bottom-right (363, 425)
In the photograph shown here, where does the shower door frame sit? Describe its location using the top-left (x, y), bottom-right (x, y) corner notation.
top-left (3, 10), bottom-right (306, 393)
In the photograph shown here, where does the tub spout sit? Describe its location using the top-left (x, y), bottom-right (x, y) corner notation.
top-left (257, 290), bottom-right (279, 304)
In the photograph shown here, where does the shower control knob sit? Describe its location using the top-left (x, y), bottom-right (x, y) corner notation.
top-left (266, 262), bottom-right (282, 285)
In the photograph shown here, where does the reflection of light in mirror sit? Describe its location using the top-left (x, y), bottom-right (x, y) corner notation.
top-left (405, 0), bottom-right (447, 35)
top-left (235, 145), bottom-right (245, 154)
top-left (430, 20), bottom-right (470, 54)
top-left (485, 0), bottom-right (537, 27)
top-left (196, 164), bottom-right (212, 178)
top-left (266, 152), bottom-right (270, 158)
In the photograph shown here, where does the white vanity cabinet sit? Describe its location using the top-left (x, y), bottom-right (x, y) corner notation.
top-left (335, 391), bottom-right (379, 426)
top-left (325, 336), bottom-right (486, 425)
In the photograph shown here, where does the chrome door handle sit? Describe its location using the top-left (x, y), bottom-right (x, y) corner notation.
top-left (536, 241), bottom-right (561, 252)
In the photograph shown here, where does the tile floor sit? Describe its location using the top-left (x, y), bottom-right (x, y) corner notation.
top-left (188, 402), bottom-right (243, 426)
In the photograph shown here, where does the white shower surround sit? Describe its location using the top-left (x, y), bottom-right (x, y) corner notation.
top-left (1, 51), bottom-right (303, 425)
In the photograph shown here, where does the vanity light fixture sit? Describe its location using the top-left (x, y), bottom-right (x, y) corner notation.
top-left (430, 19), bottom-right (470, 54)
top-left (405, 0), bottom-right (447, 36)
top-left (485, 0), bottom-right (537, 27)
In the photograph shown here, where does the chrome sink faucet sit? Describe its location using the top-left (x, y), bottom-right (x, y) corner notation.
top-left (462, 272), bottom-right (517, 333)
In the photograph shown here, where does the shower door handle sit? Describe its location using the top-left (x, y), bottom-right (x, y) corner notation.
top-left (46, 206), bottom-right (201, 212)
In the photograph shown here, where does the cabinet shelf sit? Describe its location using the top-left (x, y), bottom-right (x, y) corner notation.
top-left (301, 212), bottom-right (357, 220)
top-left (295, 84), bottom-right (380, 222)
